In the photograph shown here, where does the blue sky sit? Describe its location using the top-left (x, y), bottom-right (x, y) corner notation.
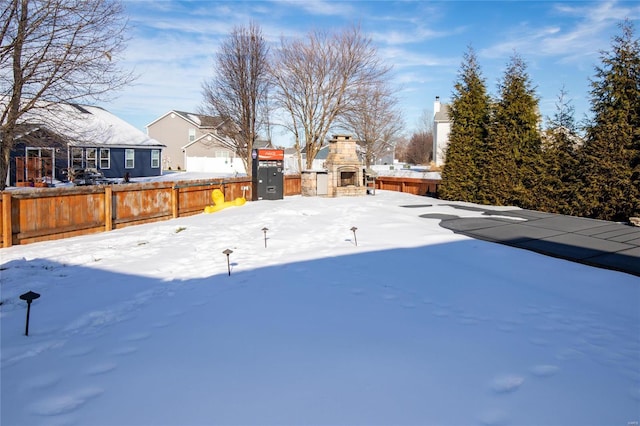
top-left (108, 0), bottom-right (639, 146)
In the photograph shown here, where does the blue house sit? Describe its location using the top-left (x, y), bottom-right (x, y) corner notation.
top-left (8, 102), bottom-right (165, 186)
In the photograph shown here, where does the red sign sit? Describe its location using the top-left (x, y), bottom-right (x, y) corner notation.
top-left (257, 149), bottom-right (284, 161)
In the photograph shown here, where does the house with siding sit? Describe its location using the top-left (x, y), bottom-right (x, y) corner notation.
top-left (182, 132), bottom-right (246, 175)
top-left (433, 96), bottom-right (451, 166)
top-left (6, 102), bottom-right (164, 186)
top-left (146, 110), bottom-right (232, 171)
top-left (147, 110), bottom-right (276, 175)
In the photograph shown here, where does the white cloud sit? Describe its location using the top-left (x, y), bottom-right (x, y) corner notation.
top-left (480, 1), bottom-right (640, 62)
top-left (379, 46), bottom-right (457, 69)
top-left (275, 0), bottom-right (356, 16)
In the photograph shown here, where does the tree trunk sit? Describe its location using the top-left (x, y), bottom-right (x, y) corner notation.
top-left (0, 132), bottom-right (14, 189)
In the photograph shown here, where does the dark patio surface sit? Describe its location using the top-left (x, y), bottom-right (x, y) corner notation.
top-left (411, 203), bottom-right (640, 277)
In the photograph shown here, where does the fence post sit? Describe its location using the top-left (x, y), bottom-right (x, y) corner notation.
top-left (2, 192), bottom-right (12, 248)
top-left (171, 186), bottom-right (179, 218)
top-left (104, 186), bottom-right (113, 231)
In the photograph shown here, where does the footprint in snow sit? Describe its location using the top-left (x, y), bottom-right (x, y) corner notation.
top-left (21, 372), bottom-right (62, 392)
top-left (151, 321), bottom-right (171, 329)
top-left (166, 310), bottom-right (184, 318)
top-left (30, 387), bottom-right (103, 416)
top-left (122, 332), bottom-right (151, 342)
top-left (629, 386), bottom-right (640, 402)
top-left (528, 337), bottom-right (550, 346)
top-left (110, 346), bottom-right (138, 356)
top-left (477, 408), bottom-right (509, 426)
top-left (85, 362), bottom-right (118, 376)
top-left (63, 346), bottom-right (95, 358)
top-left (457, 315), bottom-right (480, 325)
top-left (529, 364), bottom-right (559, 378)
top-left (490, 375), bottom-right (525, 394)
top-left (555, 348), bottom-right (584, 361)
top-left (431, 309), bottom-right (450, 318)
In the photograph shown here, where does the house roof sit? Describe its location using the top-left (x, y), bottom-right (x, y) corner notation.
top-left (182, 132), bottom-right (230, 150)
top-left (434, 104), bottom-right (450, 122)
top-left (10, 101), bottom-right (164, 148)
top-left (254, 139), bottom-right (274, 149)
top-left (146, 110), bottom-right (226, 129)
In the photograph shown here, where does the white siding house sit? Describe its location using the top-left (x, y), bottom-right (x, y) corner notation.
top-left (433, 96), bottom-right (451, 167)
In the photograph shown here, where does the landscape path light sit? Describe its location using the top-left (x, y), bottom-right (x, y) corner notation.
top-left (19, 290), bottom-right (40, 336)
top-left (262, 227), bottom-right (269, 248)
top-left (350, 226), bottom-right (358, 247)
top-left (223, 249), bottom-right (233, 276)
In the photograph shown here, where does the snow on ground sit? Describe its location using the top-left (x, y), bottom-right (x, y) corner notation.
top-left (370, 164), bottom-right (441, 180)
top-left (1, 191), bottom-right (638, 426)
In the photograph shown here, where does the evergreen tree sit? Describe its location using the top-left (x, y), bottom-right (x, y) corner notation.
top-left (578, 20), bottom-right (640, 221)
top-left (480, 53), bottom-right (541, 207)
top-left (440, 47), bottom-right (491, 203)
top-left (538, 88), bottom-right (582, 215)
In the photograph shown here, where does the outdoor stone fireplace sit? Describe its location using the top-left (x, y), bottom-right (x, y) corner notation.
top-left (301, 134), bottom-right (366, 197)
top-left (325, 134), bottom-right (366, 197)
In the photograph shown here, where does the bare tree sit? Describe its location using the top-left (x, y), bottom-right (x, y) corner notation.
top-left (0, 0), bottom-right (135, 189)
top-left (404, 130), bottom-right (433, 165)
top-left (271, 25), bottom-right (390, 170)
top-left (201, 22), bottom-right (270, 177)
top-left (339, 80), bottom-right (404, 167)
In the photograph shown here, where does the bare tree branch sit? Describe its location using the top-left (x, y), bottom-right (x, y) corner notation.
top-left (338, 80), bottom-right (404, 167)
top-left (0, 0), bottom-right (135, 189)
top-left (201, 22), bottom-right (270, 177)
top-left (271, 25), bottom-right (390, 170)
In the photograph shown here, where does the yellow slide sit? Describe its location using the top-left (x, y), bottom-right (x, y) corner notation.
top-left (204, 189), bottom-right (246, 213)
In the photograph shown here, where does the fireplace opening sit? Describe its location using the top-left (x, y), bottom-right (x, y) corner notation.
top-left (340, 171), bottom-right (357, 187)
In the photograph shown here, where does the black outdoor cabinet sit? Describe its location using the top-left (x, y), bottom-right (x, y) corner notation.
top-left (251, 149), bottom-right (284, 201)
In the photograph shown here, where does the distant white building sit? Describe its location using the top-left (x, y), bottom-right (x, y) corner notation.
top-left (432, 96), bottom-right (451, 166)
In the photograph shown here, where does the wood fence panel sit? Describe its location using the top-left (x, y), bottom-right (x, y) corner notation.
top-left (112, 183), bottom-right (173, 227)
top-left (374, 176), bottom-right (440, 196)
top-left (12, 187), bottom-right (106, 244)
top-left (0, 174), bottom-right (440, 247)
top-left (172, 179), bottom-right (252, 216)
top-left (1, 194), bottom-right (6, 247)
top-left (0, 196), bottom-right (3, 244)
top-left (178, 184), bottom-right (219, 216)
top-left (285, 175), bottom-right (301, 196)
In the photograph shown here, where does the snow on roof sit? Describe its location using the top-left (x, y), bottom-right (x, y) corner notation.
top-left (186, 113), bottom-right (201, 126)
top-left (14, 101), bottom-right (164, 148)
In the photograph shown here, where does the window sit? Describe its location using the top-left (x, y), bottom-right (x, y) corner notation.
top-left (188, 128), bottom-right (196, 143)
top-left (86, 148), bottom-right (97, 169)
top-left (71, 148), bottom-right (83, 168)
top-left (100, 149), bottom-right (110, 169)
top-left (215, 150), bottom-right (230, 158)
top-left (151, 150), bottom-right (160, 168)
top-left (125, 149), bottom-right (134, 169)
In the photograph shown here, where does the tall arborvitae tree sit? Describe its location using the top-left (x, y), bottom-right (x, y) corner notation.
top-left (537, 88), bottom-right (582, 215)
top-left (578, 20), bottom-right (640, 222)
top-left (440, 47), bottom-right (490, 203)
top-left (480, 53), bottom-right (541, 207)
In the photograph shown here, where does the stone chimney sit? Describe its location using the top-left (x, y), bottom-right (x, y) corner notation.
top-left (325, 134), bottom-right (366, 197)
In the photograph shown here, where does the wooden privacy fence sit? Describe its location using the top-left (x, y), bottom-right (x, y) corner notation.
top-left (0, 174), bottom-right (435, 247)
top-left (374, 176), bottom-right (440, 196)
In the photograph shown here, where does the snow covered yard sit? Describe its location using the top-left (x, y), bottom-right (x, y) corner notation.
top-left (1, 191), bottom-right (638, 426)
